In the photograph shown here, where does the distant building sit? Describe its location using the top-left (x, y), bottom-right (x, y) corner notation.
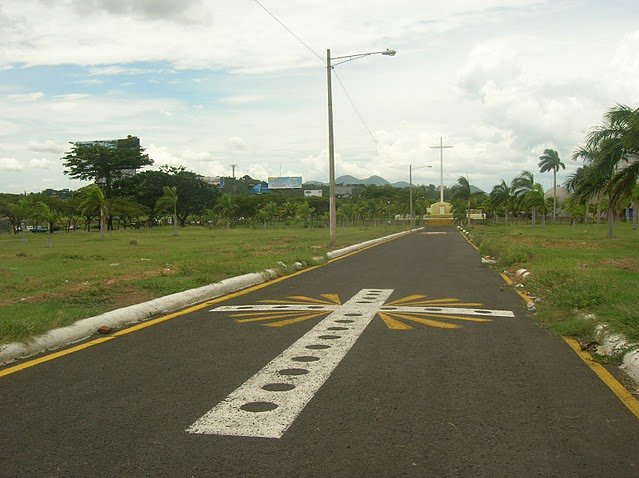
top-left (335, 186), bottom-right (353, 198)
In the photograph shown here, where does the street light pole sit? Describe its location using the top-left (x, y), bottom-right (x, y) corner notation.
top-left (409, 164), bottom-right (432, 229)
top-left (409, 164), bottom-right (413, 229)
top-left (326, 48), bottom-right (396, 247)
top-left (327, 49), bottom-right (337, 247)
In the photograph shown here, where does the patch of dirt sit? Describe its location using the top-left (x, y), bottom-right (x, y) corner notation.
top-left (597, 257), bottom-right (639, 272)
top-left (109, 287), bottom-right (156, 309)
top-left (540, 239), bottom-right (605, 250)
top-left (4, 266), bottom-right (180, 306)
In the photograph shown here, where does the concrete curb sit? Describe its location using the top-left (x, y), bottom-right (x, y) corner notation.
top-left (595, 324), bottom-right (639, 385)
top-left (326, 229), bottom-right (417, 259)
top-left (0, 229), bottom-right (413, 366)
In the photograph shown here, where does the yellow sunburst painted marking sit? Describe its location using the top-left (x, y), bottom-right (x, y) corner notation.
top-left (259, 296), bottom-right (335, 305)
top-left (389, 312), bottom-right (460, 329)
top-left (321, 294), bottom-right (341, 305)
top-left (233, 311), bottom-right (321, 323)
top-left (264, 312), bottom-right (330, 328)
top-left (378, 312), bottom-right (413, 330)
top-left (231, 310), bottom-right (304, 317)
top-left (385, 294), bottom-right (427, 306)
top-left (221, 293), bottom-right (498, 331)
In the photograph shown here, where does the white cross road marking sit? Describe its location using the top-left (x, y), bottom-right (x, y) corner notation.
top-left (187, 289), bottom-right (394, 439)
top-left (189, 289), bottom-right (516, 439)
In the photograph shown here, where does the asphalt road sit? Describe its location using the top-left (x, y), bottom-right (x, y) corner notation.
top-left (2, 229), bottom-right (639, 477)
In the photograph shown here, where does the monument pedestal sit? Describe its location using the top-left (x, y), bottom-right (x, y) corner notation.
top-left (426, 201), bottom-right (454, 225)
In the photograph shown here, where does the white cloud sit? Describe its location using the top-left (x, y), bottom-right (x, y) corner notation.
top-left (228, 136), bottom-right (247, 151)
top-left (0, 157), bottom-right (24, 171)
top-left (28, 140), bottom-right (68, 153)
top-left (70, 0), bottom-right (212, 25)
top-left (28, 158), bottom-right (57, 169)
top-left (145, 144), bottom-right (225, 176)
top-left (0, 1), bottom-right (637, 194)
top-left (7, 92), bottom-right (44, 102)
top-left (221, 96), bottom-right (263, 105)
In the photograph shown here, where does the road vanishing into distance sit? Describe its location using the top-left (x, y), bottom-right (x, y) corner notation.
top-left (2, 229), bottom-right (639, 477)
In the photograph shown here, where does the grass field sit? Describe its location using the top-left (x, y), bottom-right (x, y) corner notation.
top-left (470, 223), bottom-right (639, 345)
top-left (0, 225), bottom-right (407, 344)
top-left (4, 223), bottom-right (637, 350)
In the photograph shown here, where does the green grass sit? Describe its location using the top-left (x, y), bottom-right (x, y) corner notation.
top-left (471, 223), bottom-right (639, 344)
top-left (0, 225), bottom-right (407, 344)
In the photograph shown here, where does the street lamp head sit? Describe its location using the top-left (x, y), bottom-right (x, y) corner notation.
top-left (382, 49), bottom-right (396, 56)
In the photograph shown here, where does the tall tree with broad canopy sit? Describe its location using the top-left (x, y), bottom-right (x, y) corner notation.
top-left (62, 136), bottom-right (152, 199)
top-left (538, 148), bottom-right (565, 222)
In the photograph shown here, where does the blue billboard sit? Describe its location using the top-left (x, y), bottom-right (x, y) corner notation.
top-left (268, 176), bottom-right (303, 189)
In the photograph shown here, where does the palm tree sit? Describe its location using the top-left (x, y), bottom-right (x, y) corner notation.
top-left (257, 201), bottom-right (279, 227)
top-left (512, 171), bottom-right (536, 224)
top-left (523, 183), bottom-right (546, 227)
top-left (296, 201), bottom-right (315, 228)
top-left (451, 176), bottom-right (472, 225)
top-left (29, 201), bottom-right (58, 248)
top-left (538, 148), bottom-right (565, 222)
top-left (571, 147), bottom-right (618, 238)
top-left (156, 186), bottom-right (178, 236)
top-left (489, 180), bottom-right (513, 224)
top-left (214, 194), bottom-right (239, 228)
top-left (573, 104), bottom-right (639, 237)
top-left (78, 184), bottom-right (108, 240)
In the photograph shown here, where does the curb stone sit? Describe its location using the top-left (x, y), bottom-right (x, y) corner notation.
top-left (595, 324), bottom-right (639, 385)
top-left (0, 229), bottom-right (414, 366)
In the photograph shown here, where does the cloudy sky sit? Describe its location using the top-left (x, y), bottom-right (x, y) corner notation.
top-left (1, 0), bottom-right (638, 194)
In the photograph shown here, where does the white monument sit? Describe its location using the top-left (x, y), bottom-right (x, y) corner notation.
top-left (428, 137), bottom-right (454, 224)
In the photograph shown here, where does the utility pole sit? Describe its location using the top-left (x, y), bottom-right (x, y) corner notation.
top-left (230, 164), bottom-right (237, 194)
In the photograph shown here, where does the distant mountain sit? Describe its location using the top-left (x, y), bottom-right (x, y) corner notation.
top-left (308, 175), bottom-right (445, 189)
top-left (335, 175), bottom-right (389, 186)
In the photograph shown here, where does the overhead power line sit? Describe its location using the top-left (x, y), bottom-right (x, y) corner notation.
top-left (250, 0), bottom-right (325, 65)
top-left (333, 70), bottom-right (377, 142)
top-left (249, 0), bottom-right (378, 143)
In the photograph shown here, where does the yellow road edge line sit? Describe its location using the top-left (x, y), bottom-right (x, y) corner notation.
top-left (459, 229), bottom-right (479, 251)
top-left (499, 268), bottom-right (639, 422)
top-left (0, 266), bottom-right (322, 378)
top-left (0, 337), bottom-right (116, 378)
top-left (563, 337), bottom-right (639, 420)
top-left (0, 232), bottom-right (406, 378)
top-left (500, 272), bottom-right (532, 303)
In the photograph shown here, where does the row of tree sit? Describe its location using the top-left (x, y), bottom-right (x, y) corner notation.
top-left (3, 105), bottom-right (637, 239)
top-left (567, 104), bottom-right (639, 238)
top-left (455, 104), bottom-right (638, 235)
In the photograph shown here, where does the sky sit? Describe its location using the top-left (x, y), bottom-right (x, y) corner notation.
top-left (1, 0), bottom-right (639, 195)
